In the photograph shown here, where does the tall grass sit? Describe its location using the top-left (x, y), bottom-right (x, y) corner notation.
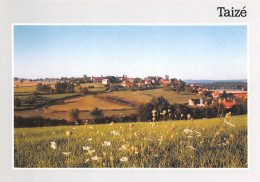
top-left (14, 115), bottom-right (247, 168)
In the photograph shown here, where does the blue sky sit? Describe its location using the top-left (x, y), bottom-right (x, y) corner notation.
top-left (14, 25), bottom-right (247, 80)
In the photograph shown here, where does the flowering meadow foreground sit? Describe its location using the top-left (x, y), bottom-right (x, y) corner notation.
top-left (14, 115), bottom-right (247, 168)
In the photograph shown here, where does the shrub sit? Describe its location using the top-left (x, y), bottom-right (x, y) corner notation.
top-left (14, 98), bottom-right (21, 107)
top-left (90, 107), bottom-right (104, 124)
top-left (68, 108), bottom-right (79, 124)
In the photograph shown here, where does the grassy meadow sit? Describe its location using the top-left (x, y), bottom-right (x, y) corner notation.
top-left (14, 115), bottom-right (247, 168)
top-left (100, 89), bottom-right (201, 105)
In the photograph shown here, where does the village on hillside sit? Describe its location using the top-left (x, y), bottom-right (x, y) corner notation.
top-left (14, 74), bottom-right (247, 117)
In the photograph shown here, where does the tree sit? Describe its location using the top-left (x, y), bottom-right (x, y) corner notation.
top-left (24, 95), bottom-right (37, 105)
top-left (68, 108), bottom-right (79, 123)
top-left (80, 87), bottom-right (88, 95)
top-left (133, 78), bottom-right (142, 86)
top-left (90, 107), bottom-right (104, 124)
top-left (165, 75), bottom-right (169, 81)
top-left (137, 97), bottom-right (169, 121)
top-left (14, 98), bottom-right (21, 107)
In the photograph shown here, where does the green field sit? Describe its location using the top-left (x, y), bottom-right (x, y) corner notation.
top-left (14, 115), bottom-right (247, 168)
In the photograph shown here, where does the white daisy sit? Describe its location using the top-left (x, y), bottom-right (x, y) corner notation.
top-left (88, 149), bottom-right (95, 155)
top-left (184, 129), bottom-right (193, 134)
top-left (63, 152), bottom-right (72, 155)
top-left (103, 141), bottom-right (111, 146)
top-left (83, 146), bottom-right (91, 151)
top-left (187, 146), bottom-right (196, 150)
top-left (92, 156), bottom-right (98, 160)
top-left (88, 138), bottom-right (92, 141)
top-left (111, 130), bottom-right (120, 135)
top-left (50, 141), bottom-right (57, 149)
top-left (120, 157), bottom-right (128, 162)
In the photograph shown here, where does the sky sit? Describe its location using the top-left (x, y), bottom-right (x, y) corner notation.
top-left (14, 25), bottom-right (247, 80)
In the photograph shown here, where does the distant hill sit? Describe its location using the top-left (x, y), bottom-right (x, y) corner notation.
top-left (184, 79), bottom-right (247, 84)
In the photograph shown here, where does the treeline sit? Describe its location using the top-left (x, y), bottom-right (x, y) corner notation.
top-left (198, 82), bottom-right (247, 90)
top-left (137, 97), bottom-right (247, 122)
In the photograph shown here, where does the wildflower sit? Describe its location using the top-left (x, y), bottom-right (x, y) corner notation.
top-left (224, 138), bottom-right (227, 141)
top-left (72, 128), bottom-right (75, 130)
top-left (171, 125), bottom-right (176, 132)
top-left (88, 149), bottom-right (95, 155)
top-left (103, 141), bottom-right (111, 146)
top-left (191, 118), bottom-right (194, 121)
top-left (83, 146), bottom-right (91, 151)
top-left (97, 157), bottom-right (102, 163)
top-left (85, 159), bottom-right (90, 163)
top-left (88, 138), bottom-right (92, 141)
top-left (224, 120), bottom-right (235, 127)
top-left (22, 133), bottom-right (26, 136)
top-left (230, 134), bottom-right (234, 138)
top-left (194, 130), bottom-right (201, 135)
top-left (109, 121), bottom-right (114, 126)
top-left (187, 114), bottom-right (191, 120)
top-left (222, 143), bottom-right (227, 146)
top-left (120, 157), bottom-right (128, 162)
top-left (215, 132), bottom-right (220, 135)
top-left (184, 129), bottom-right (193, 133)
top-left (92, 156), bottom-right (98, 160)
top-left (154, 154), bottom-right (159, 157)
top-left (134, 132), bottom-right (140, 137)
top-left (170, 135), bottom-right (174, 139)
top-left (110, 156), bottom-right (114, 161)
top-left (157, 139), bottom-right (163, 142)
top-left (66, 131), bottom-right (72, 137)
top-left (118, 148), bottom-right (122, 151)
top-left (148, 139), bottom-right (154, 141)
top-left (111, 130), bottom-right (120, 135)
top-left (187, 136), bottom-right (193, 138)
top-left (187, 146), bottom-right (196, 150)
top-left (121, 144), bottom-right (130, 150)
top-left (135, 151), bottom-right (139, 154)
top-left (89, 127), bottom-right (94, 130)
top-left (63, 152), bottom-right (72, 155)
top-left (50, 141), bottom-right (57, 149)
top-left (103, 152), bottom-right (107, 157)
top-left (226, 140), bottom-right (230, 145)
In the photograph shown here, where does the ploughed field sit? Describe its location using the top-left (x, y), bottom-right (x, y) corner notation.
top-left (14, 115), bottom-right (247, 168)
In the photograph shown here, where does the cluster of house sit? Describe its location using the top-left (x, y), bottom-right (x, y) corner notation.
top-left (189, 83), bottom-right (209, 94)
top-left (188, 91), bottom-right (247, 109)
top-left (90, 76), bottom-right (183, 87)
